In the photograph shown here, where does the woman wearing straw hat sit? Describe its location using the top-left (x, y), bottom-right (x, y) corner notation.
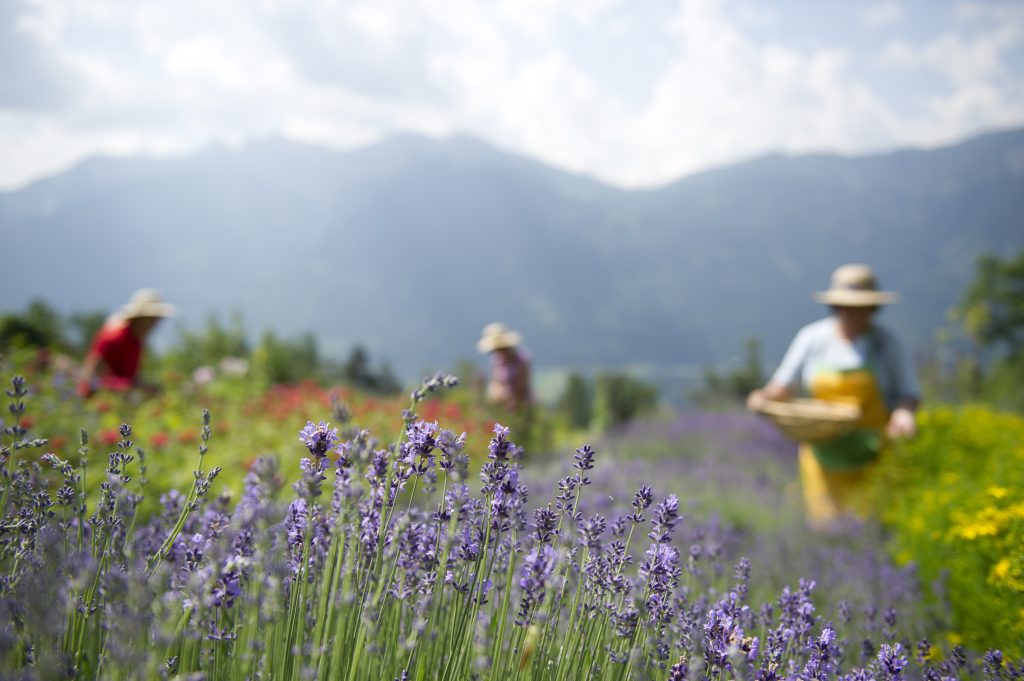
top-left (77, 289), bottom-right (176, 398)
top-left (747, 264), bottom-right (920, 531)
top-left (477, 322), bottom-right (532, 411)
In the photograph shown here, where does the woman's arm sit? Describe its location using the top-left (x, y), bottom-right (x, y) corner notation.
top-left (77, 352), bottom-right (102, 397)
top-left (882, 329), bottom-right (920, 439)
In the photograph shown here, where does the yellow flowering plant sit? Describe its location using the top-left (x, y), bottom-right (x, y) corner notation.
top-left (871, 406), bottom-right (1024, 657)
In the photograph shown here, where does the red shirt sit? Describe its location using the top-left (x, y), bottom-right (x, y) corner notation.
top-left (87, 321), bottom-right (142, 391)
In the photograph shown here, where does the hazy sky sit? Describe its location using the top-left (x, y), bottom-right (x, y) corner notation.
top-left (2, 0), bottom-right (1023, 190)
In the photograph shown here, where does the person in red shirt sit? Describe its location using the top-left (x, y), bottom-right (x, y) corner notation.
top-left (77, 289), bottom-right (176, 397)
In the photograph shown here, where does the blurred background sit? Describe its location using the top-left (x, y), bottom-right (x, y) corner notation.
top-left (1, 0), bottom-right (1023, 405)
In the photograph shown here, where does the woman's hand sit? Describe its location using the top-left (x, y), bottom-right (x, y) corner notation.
top-left (886, 407), bottom-right (917, 439)
top-left (746, 389), bottom-right (768, 412)
top-left (747, 383), bottom-right (789, 412)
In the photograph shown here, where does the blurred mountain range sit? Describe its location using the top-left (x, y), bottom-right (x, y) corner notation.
top-left (2, 128), bottom-right (1023, 385)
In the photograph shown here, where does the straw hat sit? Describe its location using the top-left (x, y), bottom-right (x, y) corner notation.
top-left (117, 289), bottom-right (177, 320)
top-left (477, 322), bottom-right (522, 353)
top-left (813, 264), bottom-right (898, 307)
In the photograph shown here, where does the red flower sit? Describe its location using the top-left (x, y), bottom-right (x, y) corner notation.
top-left (50, 435), bottom-right (68, 454)
top-left (421, 401), bottom-right (441, 422)
top-left (99, 429), bottom-right (120, 446)
top-left (151, 432), bottom-right (170, 449)
top-left (19, 416), bottom-right (34, 430)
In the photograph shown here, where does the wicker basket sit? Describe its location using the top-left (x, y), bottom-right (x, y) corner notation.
top-left (755, 398), bottom-right (861, 443)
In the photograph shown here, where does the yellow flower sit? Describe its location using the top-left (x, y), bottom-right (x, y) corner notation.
top-left (947, 632), bottom-right (963, 646)
top-left (988, 486), bottom-right (1009, 499)
top-left (953, 520), bottom-right (999, 540)
top-left (519, 624), bottom-right (540, 670)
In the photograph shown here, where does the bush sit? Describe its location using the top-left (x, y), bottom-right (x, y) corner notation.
top-left (590, 372), bottom-right (659, 431)
top-left (871, 406), bottom-right (1024, 657)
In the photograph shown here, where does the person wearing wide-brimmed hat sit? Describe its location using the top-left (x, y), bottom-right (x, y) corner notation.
top-left (747, 264), bottom-right (920, 531)
top-left (477, 322), bottom-right (532, 411)
top-left (77, 289), bottom-right (176, 398)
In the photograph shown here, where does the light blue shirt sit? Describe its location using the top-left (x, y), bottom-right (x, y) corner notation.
top-left (771, 317), bottom-right (920, 411)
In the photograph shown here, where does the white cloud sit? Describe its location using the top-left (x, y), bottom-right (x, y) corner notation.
top-left (883, 24), bottom-right (1020, 86)
top-left (0, 0), bottom-right (1023, 191)
top-left (863, 2), bottom-right (904, 30)
top-left (880, 17), bottom-right (1024, 143)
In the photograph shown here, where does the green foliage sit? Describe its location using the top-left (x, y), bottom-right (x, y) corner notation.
top-left (251, 330), bottom-right (320, 386)
top-left (871, 406), bottom-right (1024, 657)
top-left (67, 309), bottom-right (108, 354)
top-left (954, 252), bottom-right (1024, 353)
top-left (589, 372), bottom-right (659, 431)
top-left (164, 312), bottom-right (251, 375)
top-left (689, 337), bottom-right (765, 408)
top-left (553, 371), bottom-right (658, 433)
top-left (336, 344), bottom-right (402, 394)
top-left (555, 372), bottom-right (592, 430)
top-left (0, 299), bottom-right (67, 351)
top-left (942, 252), bottom-right (1024, 411)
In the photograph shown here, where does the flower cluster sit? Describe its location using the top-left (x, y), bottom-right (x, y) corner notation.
top-left (0, 371), bottom-right (1020, 681)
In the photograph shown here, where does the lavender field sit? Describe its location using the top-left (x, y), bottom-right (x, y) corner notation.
top-left (1, 367), bottom-right (1020, 680)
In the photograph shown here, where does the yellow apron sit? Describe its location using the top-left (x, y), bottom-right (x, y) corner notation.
top-left (798, 365), bottom-right (889, 529)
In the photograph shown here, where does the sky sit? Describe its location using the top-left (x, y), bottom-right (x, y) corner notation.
top-left (2, 0), bottom-right (1023, 191)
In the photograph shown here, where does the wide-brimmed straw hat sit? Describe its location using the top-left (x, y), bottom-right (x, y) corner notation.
top-left (813, 264), bottom-right (898, 307)
top-left (477, 322), bottom-right (522, 353)
top-left (117, 289), bottom-right (177, 320)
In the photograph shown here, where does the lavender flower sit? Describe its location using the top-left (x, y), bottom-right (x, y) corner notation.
top-left (299, 420), bottom-right (338, 460)
top-left (640, 543), bottom-right (681, 596)
top-left (573, 444), bottom-right (596, 486)
top-left (488, 424), bottom-right (512, 463)
top-left (436, 429), bottom-right (467, 472)
top-left (648, 495), bottom-right (680, 544)
top-left (630, 485), bottom-right (654, 523)
top-left (516, 545), bottom-right (556, 624)
top-left (877, 642), bottom-right (908, 679)
top-left (668, 655), bottom-right (688, 680)
top-left (983, 650), bottom-right (1004, 680)
top-left (410, 371), bottom-right (459, 403)
top-left (531, 506), bottom-right (559, 545)
top-left (802, 626), bottom-right (841, 680)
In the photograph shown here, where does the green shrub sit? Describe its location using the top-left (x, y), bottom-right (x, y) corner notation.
top-left (589, 372), bottom-right (658, 431)
top-left (872, 405), bottom-right (1024, 656)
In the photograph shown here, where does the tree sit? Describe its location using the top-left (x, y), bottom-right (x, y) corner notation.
top-left (165, 312), bottom-right (250, 374)
top-left (339, 344), bottom-right (402, 394)
top-left (951, 252), bottom-right (1024, 411)
top-left (69, 310), bottom-right (108, 355)
top-left (689, 337), bottom-right (765, 408)
top-left (0, 299), bottom-right (67, 351)
top-left (343, 345), bottom-right (373, 387)
top-left (556, 372), bottom-right (593, 430)
top-left (954, 252), bottom-right (1024, 357)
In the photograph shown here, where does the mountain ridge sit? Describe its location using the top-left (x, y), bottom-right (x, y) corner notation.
top-left (2, 127), bottom-right (1023, 389)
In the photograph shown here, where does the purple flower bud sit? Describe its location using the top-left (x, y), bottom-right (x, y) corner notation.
top-left (516, 545), bottom-right (556, 624)
top-left (299, 420), bottom-right (338, 459)
top-left (877, 643), bottom-right (908, 678)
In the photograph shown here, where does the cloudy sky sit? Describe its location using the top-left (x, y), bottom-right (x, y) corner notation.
top-left (2, 0), bottom-right (1023, 190)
